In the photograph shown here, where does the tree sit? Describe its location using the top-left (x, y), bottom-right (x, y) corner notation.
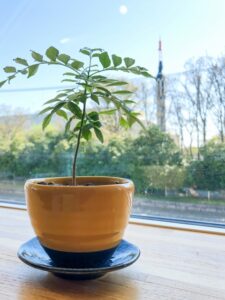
top-left (167, 77), bottom-right (186, 150)
top-left (0, 126), bottom-right (70, 178)
top-left (0, 105), bottom-right (28, 153)
top-left (128, 125), bottom-right (182, 166)
top-left (182, 57), bottom-right (214, 154)
top-left (123, 125), bottom-right (182, 193)
top-left (135, 80), bottom-right (155, 125)
top-left (145, 165), bottom-right (186, 193)
top-left (208, 56), bottom-right (225, 142)
top-left (186, 141), bottom-right (225, 190)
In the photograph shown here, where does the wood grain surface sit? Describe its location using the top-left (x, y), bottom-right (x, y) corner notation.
top-left (0, 207), bottom-right (225, 300)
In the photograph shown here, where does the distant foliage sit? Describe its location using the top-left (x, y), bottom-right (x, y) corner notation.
top-left (0, 124), bottom-right (225, 193)
top-left (186, 141), bottom-right (225, 190)
top-left (127, 125), bottom-right (182, 166)
top-left (0, 127), bottom-right (71, 178)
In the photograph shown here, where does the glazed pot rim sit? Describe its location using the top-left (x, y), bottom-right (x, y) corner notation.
top-left (25, 176), bottom-right (133, 190)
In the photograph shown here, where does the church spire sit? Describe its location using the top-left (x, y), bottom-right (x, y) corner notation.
top-left (156, 38), bottom-right (166, 131)
top-left (157, 39), bottom-right (163, 79)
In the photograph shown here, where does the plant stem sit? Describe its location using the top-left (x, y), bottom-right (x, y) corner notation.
top-left (72, 94), bottom-right (87, 185)
top-left (72, 54), bottom-right (92, 186)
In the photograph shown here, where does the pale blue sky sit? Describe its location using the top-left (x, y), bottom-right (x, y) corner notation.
top-left (0, 0), bottom-right (225, 111)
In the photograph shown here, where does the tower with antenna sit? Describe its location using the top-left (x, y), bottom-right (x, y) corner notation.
top-left (156, 39), bottom-right (166, 132)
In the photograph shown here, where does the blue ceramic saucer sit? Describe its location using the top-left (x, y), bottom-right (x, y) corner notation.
top-left (17, 238), bottom-right (140, 280)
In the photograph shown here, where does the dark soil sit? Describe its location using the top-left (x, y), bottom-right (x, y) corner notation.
top-left (37, 181), bottom-right (120, 186)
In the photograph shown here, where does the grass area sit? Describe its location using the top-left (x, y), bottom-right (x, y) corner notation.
top-left (0, 179), bottom-right (24, 193)
top-left (135, 194), bottom-right (225, 206)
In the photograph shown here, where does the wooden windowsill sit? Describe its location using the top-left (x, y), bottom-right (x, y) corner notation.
top-left (0, 207), bottom-right (225, 299)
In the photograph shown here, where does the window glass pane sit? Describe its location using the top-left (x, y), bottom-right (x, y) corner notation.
top-left (1, 1), bottom-right (225, 225)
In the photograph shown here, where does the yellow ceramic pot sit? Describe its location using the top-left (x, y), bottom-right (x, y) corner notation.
top-left (25, 176), bottom-right (134, 265)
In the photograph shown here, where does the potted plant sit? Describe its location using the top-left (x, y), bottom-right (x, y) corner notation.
top-left (0, 47), bottom-right (153, 267)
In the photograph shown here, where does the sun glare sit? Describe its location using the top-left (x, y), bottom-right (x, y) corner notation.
top-left (119, 5), bottom-right (128, 15)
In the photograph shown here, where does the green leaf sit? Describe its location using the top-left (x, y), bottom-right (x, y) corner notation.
top-left (110, 97), bottom-right (121, 109)
top-left (7, 75), bottom-right (16, 82)
top-left (91, 48), bottom-right (103, 52)
top-left (130, 111), bottom-right (140, 117)
top-left (93, 120), bottom-right (102, 128)
top-left (70, 60), bottom-right (84, 69)
top-left (4, 66), bottom-right (16, 73)
top-left (95, 86), bottom-right (111, 95)
top-left (92, 53), bottom-right (101, 57)
top-left (141, 71), bottom-right (154, 78)
top-left (99, 52), bottom-right (111, 68)
top-left (74, 120), bottom-right (81, 132)
top-left (58, 54), bottom-right (70, 64)
top-left (94, 78), bottom-right (113, 84)
top-left (67, 93), bottom-right (81, 101)
top-left (124, 100), bottom-right (136, 104)
top-left (65, 117), bottom-right (74, 133)
top-left (119, 116), bottom-right (129, 128)
top-left (92, 75), bottom-right (106, 80)
top-left (42, 113), bottom-right (52, 130)
top-left (58, 88), bottom-right (75, 93)
top-left (62, 79), bottom-right (76, 83)
top-left (56, 109), bottom-right (68, 120)
top-left (136, 66), bottom-right (148, 71)
top-left (80, 48), bottom-right (91, 56)
top-left (82, 126), bottom-right (92, 140)
top-left (56, 93), bottom-right (68, 98)
top-left (93, 91), bottom-right (106, 97)
top-left (99, 109), bottom-right (117, 115)
top-left (19, 69), bottom-right (28, 75)
top-left (46, 46), bottom-right (59, 61)
top-left (107, 81), bottom-right (128, 86)
top-left (90, 94), bottom-right (99, 104)
top-left (112, 90), bottom-right (133, 95)
top-left (27, 64), bottom-right (39, 78)
top-left (0, 80), bottom-right (7, 88)
top-left (119, 102), bottom-right (131, 113)
top-left (94, 127), bottom-right (104, 143)
top-left (128, 67), bottom-right (143, 75)
top-left (63, 72), bottom-right (76, 76)
top-left (131, 114), bottom-right (145, 129)
top-left (39, 106), bottom-right (53, 115)
top-left (31, 51), bottom-right (43, 62)
top-left (67, 102), bottom-right (82, 118)
top-left (14, 58), bottom-right (28, 66)
top-left (44, 98), bottom-right (61, 105)
top-left (52, 102), bottom-right (66, 113)
top-left (88, 111), bottom-right (99, 121)
top-left (124, 57), bottom-right (135, 68)
top-left (112, 54), bottom-right (122, 67)
top-left (119, 66), bottom-right (129, 72)
top-left (127, 114), bottom-right (137, 126)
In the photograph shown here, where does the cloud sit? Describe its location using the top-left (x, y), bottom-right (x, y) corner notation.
top-left (59, 37), bottom-right (72, 44)
top-left (119, 5), bottom-right (128, 15)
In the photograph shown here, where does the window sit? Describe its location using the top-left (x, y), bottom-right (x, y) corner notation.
top-left (1, 0), bottom-right (225, 226)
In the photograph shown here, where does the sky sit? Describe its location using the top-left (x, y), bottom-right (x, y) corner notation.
top-left (0, 0), bottom-right (225, 112)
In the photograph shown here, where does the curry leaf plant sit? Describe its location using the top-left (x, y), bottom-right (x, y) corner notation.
top-left (0, 47), bottom-right (153, 185)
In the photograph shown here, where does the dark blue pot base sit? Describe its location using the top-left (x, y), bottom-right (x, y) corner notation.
top-left (17, 237), bottom-right (140, 280)
top-left (42, 244), bottom-right (118, 268)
